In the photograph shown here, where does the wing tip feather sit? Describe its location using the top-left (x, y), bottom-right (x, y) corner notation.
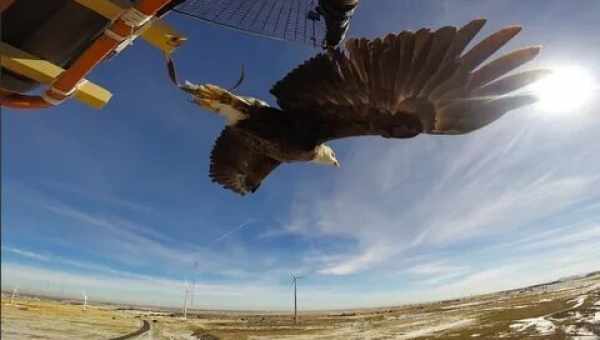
top-left (500, 25), bottom-right (523, 36)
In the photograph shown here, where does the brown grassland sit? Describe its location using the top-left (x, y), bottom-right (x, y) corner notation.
top-left (1, 273), bottom-right (599, 339)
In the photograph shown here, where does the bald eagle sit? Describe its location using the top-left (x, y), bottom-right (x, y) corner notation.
top-left (181, 19), bottom-right (548, 195)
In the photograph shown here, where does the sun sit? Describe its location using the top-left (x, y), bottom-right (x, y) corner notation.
top-left (529, 66), bottom-right (596, 113)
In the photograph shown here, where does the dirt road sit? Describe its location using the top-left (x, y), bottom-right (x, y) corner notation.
top-left (110, 319), bottom-right (150, 340)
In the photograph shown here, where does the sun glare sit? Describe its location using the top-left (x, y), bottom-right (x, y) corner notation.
top-left (530, 66), bottom-right (597, 113)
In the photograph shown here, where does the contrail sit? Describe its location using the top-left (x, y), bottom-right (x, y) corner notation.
top-left (209, 221), bottom-right (254, 245)
top-left (190, 220), bottom-right (256, 274)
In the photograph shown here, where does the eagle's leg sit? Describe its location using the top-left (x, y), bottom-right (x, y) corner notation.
top-left (183, 83), bottom-right (251, 125)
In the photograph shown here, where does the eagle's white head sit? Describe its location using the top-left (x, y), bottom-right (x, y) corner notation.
top-left (313, 144), bottom-right (340, 167)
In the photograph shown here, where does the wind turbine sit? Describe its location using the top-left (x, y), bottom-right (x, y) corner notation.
top-left (182, 280), bottom-right (189, 320)
top-left (82, 290), bottom-right (88, 311)
top-left (291, 275), bottom-right (304, 324)
top-left (189, 280), bottom-right (196, 310)
top-left (189, 260), bottom-right (200, 314)
top-left (9, 286), bottom-right (18, 305)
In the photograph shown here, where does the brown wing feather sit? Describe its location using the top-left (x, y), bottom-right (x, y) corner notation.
top-left (210, 128), bottom-right (281, 196)
top-left (270, 19), bottom-right (547, 141)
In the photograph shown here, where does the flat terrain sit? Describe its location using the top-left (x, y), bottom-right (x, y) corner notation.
top-left (2, 273), bottom-right (599, 339)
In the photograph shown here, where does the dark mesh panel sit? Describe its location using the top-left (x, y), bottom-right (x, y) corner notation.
top-left (173, 0), bottom-right (325, 46)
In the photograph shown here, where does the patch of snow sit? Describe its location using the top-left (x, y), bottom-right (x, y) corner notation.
top-left (575, 327), bottom-right (594, 336)
top-left (594, 300), bottom-right (600, 306)
top-left (510, 317), bottom-right (556, 335)
top-left (441, 302), bottom-right (484, 310)
top-left (569, 295), bottom-right (588, 309)
top-left (564, 325), bottom-right (577, 334)
top-left (572, 311), bottom-right (585, 321)
top-left (396, 319), bottom-right (474, 340)
top-left (539, 298), bottom-right (552, 302)
top-left (571, 309), bottom-right (600, 324)
top-left (579, 312), bottom-right (600, 324)
top-left (471, 334), bottom-right (481, 337)
top-left (563, 312), bottom-right (600, 339)
top-left (562, 325), bottom-right (599, 339)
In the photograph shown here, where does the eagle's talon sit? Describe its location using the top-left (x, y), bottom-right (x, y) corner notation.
top-left (194, 84), bottom-right (236, 106)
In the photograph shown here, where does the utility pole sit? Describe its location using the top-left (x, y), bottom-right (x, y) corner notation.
top-left (294, 276), bottom-right (297, 324)
top-left (291, 275), bottom-right (303, 324)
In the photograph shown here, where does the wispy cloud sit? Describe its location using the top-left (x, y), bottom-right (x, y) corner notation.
top-left (318, 244), bottom-right (394, 275)
top-left (284, 106), bottom-right (600, 276)
top-left (3, 246), bottom-right (167, 282)
top-left (429, 243), bottom-right (600, 299)
top-left (40, 180), bottom-right (155, 214)
top-left (403, 260), bottom-right (472, 285)
top-left (504, 222), bottom-right (600, 252)
top-left (42, 203), bottom-right (196, 266)
top-left (406, 260), bottom-right (467, 276)
top-left (2, 247), bottom-right (50, 262)
top-left (36, 201), bottom-right (275, 280)
top-left (4, 1), bottom-right (600, 310)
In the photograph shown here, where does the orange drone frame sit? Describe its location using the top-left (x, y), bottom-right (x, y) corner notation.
top-left (0, 0), bottom-right (185, 110)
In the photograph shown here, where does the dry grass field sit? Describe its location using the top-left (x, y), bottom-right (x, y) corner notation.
top-left (1, 273), bottom-right (599, 339)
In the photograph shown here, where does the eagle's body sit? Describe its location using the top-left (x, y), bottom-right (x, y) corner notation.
top-left (215, 102), bottom-right (421, 161)
top-left (181, 19), bottom-right (549, 195)
top-left (226, 106), bottom-right (320, 163)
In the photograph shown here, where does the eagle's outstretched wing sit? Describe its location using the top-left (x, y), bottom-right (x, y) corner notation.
top-left (210, 127), bottom-right (281, 195)
top-left (271, 19), bottom-right (549, 143)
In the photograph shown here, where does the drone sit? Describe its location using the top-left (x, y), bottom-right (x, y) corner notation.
top-left (0, 0), bottom-right (359, 110)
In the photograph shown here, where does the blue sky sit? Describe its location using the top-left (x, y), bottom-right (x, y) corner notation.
top-left (2, 0), bottom-right (600, 310)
